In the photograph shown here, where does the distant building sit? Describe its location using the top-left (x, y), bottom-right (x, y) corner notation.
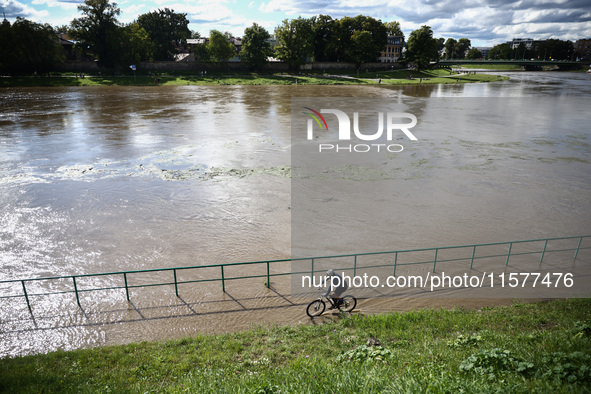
top-left (575, 38), bottom-right (591, 60)
top-left (265, 35), bottom-right (278, 49)
top-left (187, 38), bottom-right (208, 46)
top-left (379, 35), bottom-right (404, 63)
top-left (475, 47), bottom-right (491, 59)
top-left (56, 33), bottom-right (83, 61)
top-left (508, 38), bottom-right (533, 49)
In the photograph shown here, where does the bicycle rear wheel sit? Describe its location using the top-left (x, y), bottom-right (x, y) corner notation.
top-left (306, 300), bottom-right (326, 317)
top-left (338, 295), bottom-right (356, 313)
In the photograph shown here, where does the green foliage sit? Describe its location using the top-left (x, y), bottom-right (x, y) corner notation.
top-left (444, 38), bottom-right (457, 60)
top-left (240, 23), bottom-right (272, 70)
top-left (207, 30), bottom-right (236, 63)
top-left (403, 25), bottom-right (439, 70)
top-left (349, 30), bottom-right (375, 65)
top-left (193, 43), bottom-right (210, 62)
top-left (137, 8), bottom-right (190, 61)
top-left (332, 15), bottom-right (388, 64)
top-left (537, 38), bottom-right (575, 60)
top-left (460, 348), bottom-right (535, 377)
top-left (488, 42), bottom-right (513, 60)
top-left (385, 20), bottom-right (403, 37)
top-left (120, 22), bottom-right (154, 63)
top-left (541, 352), bottom-right (591, 384)
top-left (0, 18), bottom-right (64, 73)
top-left (466, 48), bottom-right (483, 60)
top-left (274, 17), bottom-right (314, 69)
top-left (574, 319), bottom-right (591, 338)
top-left (448, 333), bottom-right (482, 348)
top-left (311, 14), bottom-right (336, 62)
top-left (70, 0), bottom-right (121, 67)
top-left (337, 345), bottom-right (395, 363)
top-left (456, 38), bottom-right (471, 59)
top-left (444, 37), bottom-right (471, 59)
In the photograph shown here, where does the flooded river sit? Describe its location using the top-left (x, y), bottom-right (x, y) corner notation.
top-left (1, 72), bottom-right (590, 357)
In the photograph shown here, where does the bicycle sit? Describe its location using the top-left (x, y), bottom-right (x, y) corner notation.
top-left (306, 289), bottom-right (356, 317)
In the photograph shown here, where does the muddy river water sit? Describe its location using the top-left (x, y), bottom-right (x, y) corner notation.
top-left (1, 72), bottom-right (590, 357)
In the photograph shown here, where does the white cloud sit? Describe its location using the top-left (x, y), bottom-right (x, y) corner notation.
top-left (258, 0), bottom-right (302, 14)
top-left (1, 0), bottom-right (50, 21)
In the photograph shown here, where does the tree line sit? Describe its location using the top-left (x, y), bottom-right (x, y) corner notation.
top-left (0, 0), bottom-right (581, 74)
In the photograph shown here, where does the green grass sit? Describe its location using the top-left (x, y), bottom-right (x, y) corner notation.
top-left (449, 64), bottom-right (523, 70)
top-left (1, 298), bottom-right (590, 393)
top-left (0, 69), bottom-right (506, 87)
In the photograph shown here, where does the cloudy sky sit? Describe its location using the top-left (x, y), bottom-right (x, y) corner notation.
top-left (2, 0), bottom-right (590, 46)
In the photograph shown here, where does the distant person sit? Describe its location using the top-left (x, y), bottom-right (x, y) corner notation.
top-left (325, 269), bottom-right (348, 308)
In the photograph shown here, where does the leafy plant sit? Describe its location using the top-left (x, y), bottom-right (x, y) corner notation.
top-left (459, 348), bottom-right (535, 377)
top-left (574, 320), bottom-right (591, 339)
top-left (541, 352), bottom-right (591, 384)
top-left (448, 333), bottom-right (482, 348)
top-left (337, 345), bottom-right (395, 363)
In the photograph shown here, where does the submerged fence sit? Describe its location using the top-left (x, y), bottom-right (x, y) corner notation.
top-left (1, 235), bottom-right (589, 314)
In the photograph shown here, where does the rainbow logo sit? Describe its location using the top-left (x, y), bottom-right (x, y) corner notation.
top-left (303, 107), bottom-right (329, 131)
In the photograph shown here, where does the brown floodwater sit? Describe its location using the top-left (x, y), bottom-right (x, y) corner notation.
top-left (1, 72), bottom-right (590, 357)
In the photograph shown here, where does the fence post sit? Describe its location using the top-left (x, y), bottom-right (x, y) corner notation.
top-left (311, 258), bottom-right (315, 276)
top-left (470, 245), bottom-right (477, 269)
top-left (393, 252), bottom-right (398, 276)
top-left (72, 276), bottom-right (81, 307)
top-left (123, 273), bottom-right (130, 301)
top-left (266, 262), bottom-right (270, 288)
top-left (432, 248), bottom-right (438, 272)
top-left (540, 239), bottom-right (548, 262)
top-left (505, 243), bottom-right (513, 266)
top-left (574, 236), bottom-right (583, 259)
top-left (21, 280), bottom-right (32, 313)
top-left (353, 255), bottom-right (357, 277)
top-left (173, 269), bottom-right (179, 297)
top-left (221, 265), bottom-right (226, 293)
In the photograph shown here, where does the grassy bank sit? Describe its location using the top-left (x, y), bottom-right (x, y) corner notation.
top-left (0, 69), bottom-right (506, 87)
top-left (1, 298), bottom-right (590, 393)
top-left (449, 64), bottom-right (523, 70)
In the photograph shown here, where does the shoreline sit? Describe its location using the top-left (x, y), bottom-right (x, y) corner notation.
top-left (0, 298), bottom-right (589, 392)
top-left (0, 69), bottom-right (508, 87)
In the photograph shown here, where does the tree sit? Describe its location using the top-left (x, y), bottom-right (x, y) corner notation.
top-left (466, 48), bottom-right (482, 60)
top-left (70, 0), bottom-right (121, 67)
top-left (137, 8), bottom-right (190, 61)
top-left (0, 19), bottom-right (13, 72)
top-left (487, 43), bottom-right (512, 59)
top-left (207, 30), bottom-right (235, 62)
top-left (455, 38), bottom-right (471, 59)
top-left (403, 25), bottom-right (438, 70)
top-left (120, 22), bottom-right (154, 64)
top-left (436, 37), bottom-right (445, 53)
top-left (193, 44), bottom-right (211, 62)
top-left (240, 23), bottom-right (272, 70)
top-left (274, 17), bottom-right (314, 69)
top-left (385, 21), bottom-right (403, 37)
top-left (1, 18), bottom-right (64, 73)
top-left (349, 30), bottom-right (376, 65)
top-left (335, 15), bottom-right (388, 64)
top-left (536, 39), bottom-right (574, 60)
top-left (312, 14), bottom-right (337, 62)
top-left (444, 38), bottom-right (456, 59)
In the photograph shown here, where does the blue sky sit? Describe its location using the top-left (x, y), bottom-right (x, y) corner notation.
top-left (2, 0), bottom-right (590, 47)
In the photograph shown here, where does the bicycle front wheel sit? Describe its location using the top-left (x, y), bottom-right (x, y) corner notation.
top-left (338, 295), bottom-right (356, 313)
top-left (306, 300), bottom-right (326, 317)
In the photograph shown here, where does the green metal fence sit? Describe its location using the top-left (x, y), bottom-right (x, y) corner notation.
top-left (1, 235), bottom-right (589, 314)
